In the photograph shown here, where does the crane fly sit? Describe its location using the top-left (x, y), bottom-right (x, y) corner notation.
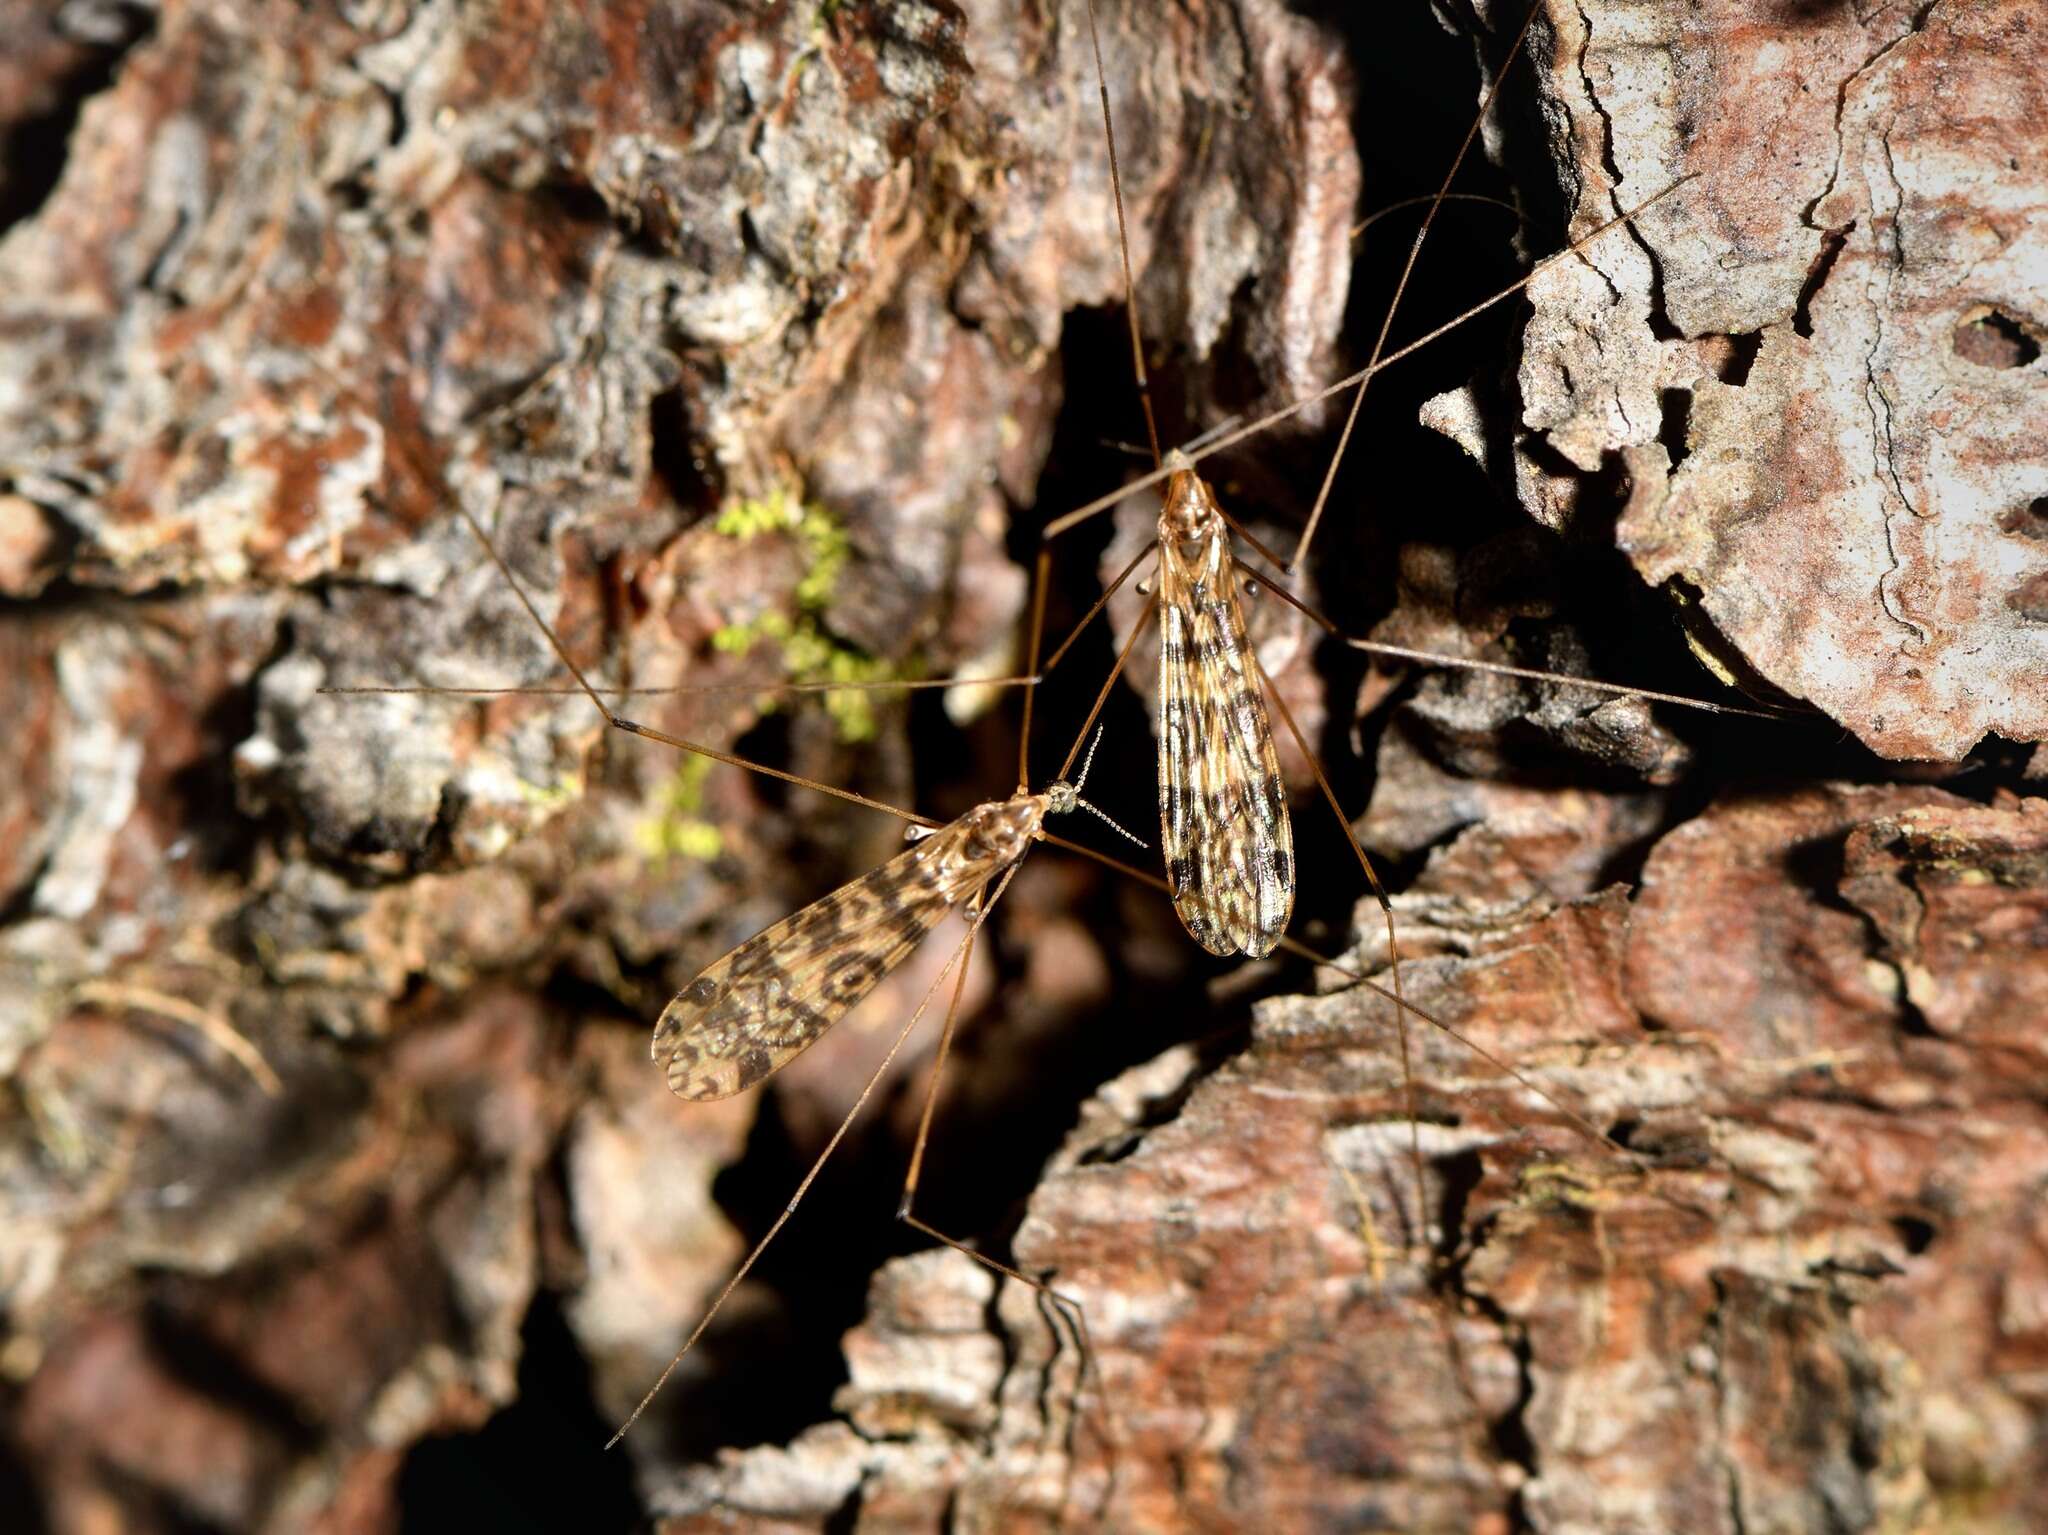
top-left (1048, 0), bottom-right (1754, 974)
top-left (1043, 0), bottom-right (1568, 1236)
top-left (1152, 459), bottom-right (1292, 958)
top-left (655, 743), bottom-right (1124, 1104)
top-left (316, 0), bottom-right (1748, 1470)
top-left (609, 720), bottom-right (1138, 1446)
top-left (1048, 0), bottom-right (1311, 965)
top-left (1062, 2), bottom-right (1695, 964)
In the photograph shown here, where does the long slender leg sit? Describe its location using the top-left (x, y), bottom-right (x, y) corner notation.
top-left (890, 876), bottom-right (1117, 1464)
top-left (1040, 831), bottom-right (1646, 1173)
top-left (1253, 651), bottom-right (1431, 1257)
top-left (1288, 1), bottom-right (1546, 572)
top-left (900, 872), bottom-right (1014, 1210)
top-left (326, 674), bottom-right (1047, 701)
top-left (1053, 590), bottom-right (1154, 785)
top-left (1230, 547), bottom-right (1774, 720)
top-left (606, 922), bottom-right (979, 1447)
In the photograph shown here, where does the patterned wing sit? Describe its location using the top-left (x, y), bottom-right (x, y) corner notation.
top-left (1156, 532), bottom-right (1294, 958)
top-left (653, 816), bottom-right (990, 1100)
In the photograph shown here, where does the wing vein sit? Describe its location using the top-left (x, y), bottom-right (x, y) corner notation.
top-left (1157, 533), bottom-right (1293, 957)
top-left (654, 818), bottom-right (992, 1099)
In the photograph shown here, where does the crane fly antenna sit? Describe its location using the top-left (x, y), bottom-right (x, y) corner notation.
top-left (1074, 798), bottom-right (1147, 850)
top-left (1047, 725), bottom-right (1146, 849)
top-left (1072, 721), bottom-right (1107, 794)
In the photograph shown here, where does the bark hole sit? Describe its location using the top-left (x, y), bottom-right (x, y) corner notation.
top-left (730, 713), bottom-right (797, 812)
top-left (1890, 1214), bottom-right (1937, 1256)
top-left (648, 385), bottom-right (717, 517)
top-left (1707, 330), bottom-right (1764, 386)
top-left (1433, 1146), bottom-right (1485, 1260)
top-left (1658, 386), bottom-right (1694, 468)
top-left (1998, 498), bottom-right (2048, 541)
top-left (1952, 308), bottom-right (2042, 369)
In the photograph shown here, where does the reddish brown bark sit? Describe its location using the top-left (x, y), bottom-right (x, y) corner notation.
top-left (0, 1), bottom-right (2042, 1532)
top-left (668, 787), bottom-right (2048, 1532)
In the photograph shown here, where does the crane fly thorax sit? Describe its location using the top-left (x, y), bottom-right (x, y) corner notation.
top-left (953, 794), bottom-right (1047, 872)
top-left (1159, 465), bottom-right (1227, 558)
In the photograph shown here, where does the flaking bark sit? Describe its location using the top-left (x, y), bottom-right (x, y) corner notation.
top-left (0, 2), bottom-right (2043, 1532)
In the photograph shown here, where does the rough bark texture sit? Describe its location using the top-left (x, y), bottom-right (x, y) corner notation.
top-left (0, 1), bottom-right (2044, 1533)
top-left (1484, 0), bottom-right (2048, 762)
top-left (661, 779), bottom-right (2048, 1533)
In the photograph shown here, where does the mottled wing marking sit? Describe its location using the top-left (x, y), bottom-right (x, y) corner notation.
top-left (1157, 531), bottom-right (1294, 958)
top-left (653, 817), bottom-right (990, 1101)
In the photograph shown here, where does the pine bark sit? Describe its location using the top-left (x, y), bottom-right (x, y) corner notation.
top-left (0, 2), bottom-right (2043, 1533)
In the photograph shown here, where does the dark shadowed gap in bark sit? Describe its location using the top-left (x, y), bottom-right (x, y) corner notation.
top-left (686, 1078), bottom-right (915, 1454)
top-left (1489, 1327), bottom-right (1540, 1534)
top-left (822, 1479), bottom-right (866, 1535)
top-left (1713, 330), bottom-right (1764, 385)
top-left (647, 383), bottom-right (720, 520)
top-left (1890, 1214), bottom-right (1937, 1257)
top-left (1430, 1145), bottom-right (1486, 1267)
top-left (0, 1408), bottom-right (48, 1535)
top-left (1072, 1015), bottom-right (1256, 1170)
top-left (164, 637), bottom-right (272, 879)
top-left (0, 5), bottom-right (155, 236)
top-left (1312, 0), bottom-right (1530, 630)
top-left (730, 712), bottom-right (797, 814)
top-left (1658, 385), bottom-right (1694, 469)
top-left (1792, 221), bottom-right (1852, 337)
top-left (396, 1291), bottom-right (640, 1534)
top-left (1005, 303), bottom-right (1152, 796)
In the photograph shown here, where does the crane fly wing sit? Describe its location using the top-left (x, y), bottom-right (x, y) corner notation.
top-left (1158, 543), bottom-right (1232, 954)
top-left (1157, 531), bottom-right (1294, 958)
top-left (653, 816), bottom-right (991, 1100)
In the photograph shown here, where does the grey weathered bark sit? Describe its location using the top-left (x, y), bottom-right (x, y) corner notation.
top-left (0, 1), bottom-right (2042, 1532)
top-left (1488, 0), bottom-right (2048, 762)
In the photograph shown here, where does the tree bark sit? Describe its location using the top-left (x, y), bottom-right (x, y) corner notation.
top-left (0, 2), bottom-right (2042, 1533)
